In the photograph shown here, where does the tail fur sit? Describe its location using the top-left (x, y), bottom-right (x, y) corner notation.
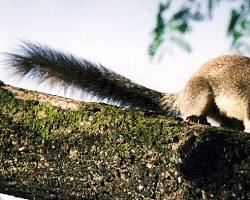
top-left (5, 42), bottom-right (171, 113)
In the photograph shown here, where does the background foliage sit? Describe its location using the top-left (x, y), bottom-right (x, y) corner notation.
top-left (149, 0), bottom-right (250, 58)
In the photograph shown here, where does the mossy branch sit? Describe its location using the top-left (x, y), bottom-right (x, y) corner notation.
top-left (0, 82), bottom-right (249, 199)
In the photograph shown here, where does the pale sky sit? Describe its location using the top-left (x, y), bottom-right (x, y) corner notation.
top-left (0, 0), bottom-right (237, 94)
top-left (0, 0), bottom-right (244, 199)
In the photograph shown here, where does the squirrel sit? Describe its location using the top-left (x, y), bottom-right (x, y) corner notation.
top-left (5, 42), bottom-right (250, 132)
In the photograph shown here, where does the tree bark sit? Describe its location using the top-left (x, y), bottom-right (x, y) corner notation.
top-left (0, 83), bottom-right (249, 199)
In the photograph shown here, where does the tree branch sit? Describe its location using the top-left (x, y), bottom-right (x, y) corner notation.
top-left (0, 83), bottom-right (249, 199)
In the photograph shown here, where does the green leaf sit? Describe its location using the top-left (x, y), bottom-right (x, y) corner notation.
top-left (231, 31), bottom-right (243, 46)
top-left (227, 9), bottom-right (241, 34)
top-left (170, 36), bottom-right (192, 52)
top-left (171, 8), bottom-right (191, 21)
top-left (148, 2), bottom-right (170, 57)
top-left (240, 19), bottom-right (250, 30)
top-left (207, 0), bottom-right (220, 18)
top-left (148, 38), bottom-right (164, 57)
top-left (192, 11), bottom-right (204, 21)
top-left (233, 31), bottom-right (243, 39)
top-left (174, 22), bottom-right (190, 33)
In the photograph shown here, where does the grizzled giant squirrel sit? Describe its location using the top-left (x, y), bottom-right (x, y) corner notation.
top-left (5, 42), bottom-right (250, 132)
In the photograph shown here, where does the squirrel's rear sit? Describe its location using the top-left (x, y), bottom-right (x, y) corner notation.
top-left (177, 55), bottom-right (250, 132)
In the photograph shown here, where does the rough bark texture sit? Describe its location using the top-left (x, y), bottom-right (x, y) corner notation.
top-left (0, 83), bottom-right (249, 200)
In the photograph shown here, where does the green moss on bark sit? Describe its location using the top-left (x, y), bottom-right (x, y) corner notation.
top-left (0, 86), bottom-right (249, 199)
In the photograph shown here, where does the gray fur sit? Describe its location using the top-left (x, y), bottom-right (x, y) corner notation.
top-left (6, 42), bottom-right (250, 132)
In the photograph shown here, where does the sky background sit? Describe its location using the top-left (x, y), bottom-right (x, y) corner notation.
top-left (0, 0), bottom-right (246, 199)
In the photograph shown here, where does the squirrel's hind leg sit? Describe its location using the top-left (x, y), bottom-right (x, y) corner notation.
top-left (178, 76), bottom-right (213, 125)
top-left (243, 106), bottom-right (250, 133)
top-left (186, 115), bottom-right (210, 125)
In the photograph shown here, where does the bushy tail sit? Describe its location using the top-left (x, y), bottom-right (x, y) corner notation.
top-left (5, 42), bottom-right (169, 113)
